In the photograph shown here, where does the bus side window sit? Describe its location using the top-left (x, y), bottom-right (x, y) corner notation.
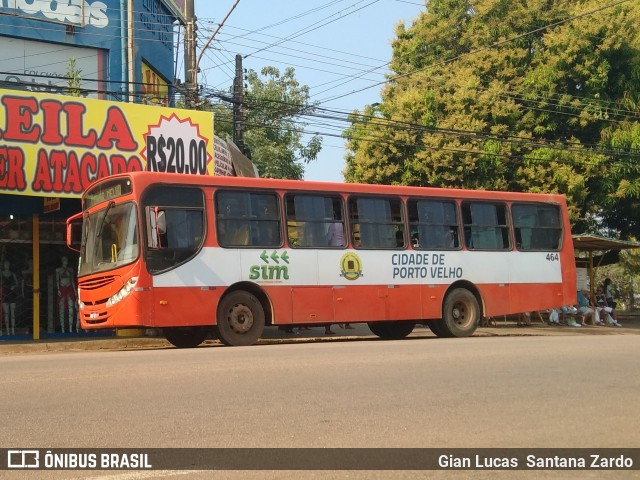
top-left (349, 196), bottom-right (404, 249)
top-left (141, 186), bottom-right (205, 273)
top-left (216, 191), bottom-right (282, 247)
top-left (408, 199), bottom-right (459, 250)
top-left (512, 203), bottom-right (562, 251)
top-left (462, 202), bottom-right (510, 250)
top-left (216, 193), bottom-right (250, 247)
top-left (249, 193), bottom-right (282, 247)
top-left (285, 194), bottom-right (344, 248)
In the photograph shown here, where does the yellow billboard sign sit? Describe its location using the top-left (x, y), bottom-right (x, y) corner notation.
top-left (141, 61), bottom-right (170, 106)
top-left (0, 88), bottom-right (214, 198)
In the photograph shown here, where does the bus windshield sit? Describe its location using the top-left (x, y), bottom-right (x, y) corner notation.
top-left (79, 202), bottom-right (139, 277)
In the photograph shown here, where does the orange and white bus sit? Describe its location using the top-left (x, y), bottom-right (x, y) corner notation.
top-left (67, 171), bottom-right (576, 348)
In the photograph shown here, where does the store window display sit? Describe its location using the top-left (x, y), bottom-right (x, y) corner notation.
top-left (0, 212), bottom-right (86, 339)
top-left (56, 256), bottom-right (79, 333)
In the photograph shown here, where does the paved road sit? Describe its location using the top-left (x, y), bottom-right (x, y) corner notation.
top-left (2, 334), bottom-right (640, 479)
top-left (1, 318), bottom-right (639, 355)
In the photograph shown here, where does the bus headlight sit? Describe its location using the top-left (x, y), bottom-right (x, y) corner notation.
top-left (106, 277), bottom-right (138, 308)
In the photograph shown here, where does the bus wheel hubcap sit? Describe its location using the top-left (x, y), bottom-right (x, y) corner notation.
top-left (228, 304), bottom-right (253, 334)
top-left (452, 303), bottom-right (467, 325)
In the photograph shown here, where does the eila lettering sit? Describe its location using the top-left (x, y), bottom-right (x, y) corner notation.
top-left (0, 96), bottom-right (137, 149)
top-left (0, 94), bottom-right (143, 194)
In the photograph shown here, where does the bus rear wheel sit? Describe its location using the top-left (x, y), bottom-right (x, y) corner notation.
top-left (367, 321), bottom-right (415, 339)
top-left (436, 288), bottom-right (479, 337)
top-left (164, 327), bottom-right (209, 348)
top-left (216, 291), bottom-right (265, 346)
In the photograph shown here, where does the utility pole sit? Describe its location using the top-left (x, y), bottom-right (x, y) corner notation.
top-left (233, 54), bottom-right (245, 154)
top-left (184, 0), bottom-right (197, 107)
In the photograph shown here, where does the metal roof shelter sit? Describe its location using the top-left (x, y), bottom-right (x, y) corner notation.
top-left (572, 234), bottom-right (640, 297)
top-left (573, 234), bottom-right (640, 252)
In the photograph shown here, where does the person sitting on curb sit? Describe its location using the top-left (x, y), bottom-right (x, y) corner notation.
top-left (576, 289), bottom-right (595, 326)
top-left (595, 287), bottom-right (622, 327)
top-left (517, 312), bottom-right (531, 327)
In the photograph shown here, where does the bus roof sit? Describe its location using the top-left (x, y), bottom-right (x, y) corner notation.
top-left (89, 171), bottom-right (566, 204)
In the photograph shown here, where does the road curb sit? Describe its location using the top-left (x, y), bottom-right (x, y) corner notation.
top-left (1, 322), bottom-right (638, 355)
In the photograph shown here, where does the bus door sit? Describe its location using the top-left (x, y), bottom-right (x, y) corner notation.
top-left (145, 206), bottom-right (213, 327)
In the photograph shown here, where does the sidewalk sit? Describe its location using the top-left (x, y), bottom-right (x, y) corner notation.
top-left (1, 318), bottom-right (638, 355)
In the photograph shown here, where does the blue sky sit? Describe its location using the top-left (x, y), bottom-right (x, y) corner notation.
top-left (192, 0), bottom-right (425, 182)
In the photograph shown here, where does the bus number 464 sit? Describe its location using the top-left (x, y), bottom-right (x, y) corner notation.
top-left (546, 253), bottom-right (559, 261)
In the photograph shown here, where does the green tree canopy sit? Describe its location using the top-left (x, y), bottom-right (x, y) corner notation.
top-left (343, 0), bottom-right (640, 237)
top-left (207, 66), bottom-right (321, 180)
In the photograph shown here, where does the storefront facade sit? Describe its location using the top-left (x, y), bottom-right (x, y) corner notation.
top-left (0, 1), bottom-right (196, 340)
top-left (0, 88), bottom-right (214, 340)
top-left (0, 0), bottom-right (180, 105)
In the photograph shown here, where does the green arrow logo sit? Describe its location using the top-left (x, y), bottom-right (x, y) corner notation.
top-left (281, 251), bottom-right (289, 264)
top-left (271, 251), bottom-right (280, 263)
top-left (260, 250), bottom-right (269, 263)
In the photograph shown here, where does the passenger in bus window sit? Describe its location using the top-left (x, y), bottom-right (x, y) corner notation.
top-left (326, 208), bottom-right (345, 247)
top-left (255, 197), bottom-right (280, 246)
top-left (447, 228), bottom-right (458, 248)
top-left (411, 232), bottom-right (419, 248)
top-left (464, 227), bottom-right (473, 248)
top-left (326, 221), bottom-right (345, 247)
top-left (220, 198), bottom-right (249, 246)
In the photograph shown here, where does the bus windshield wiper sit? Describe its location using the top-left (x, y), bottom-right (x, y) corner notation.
top-left (96, 200), bottom-right (115, 238)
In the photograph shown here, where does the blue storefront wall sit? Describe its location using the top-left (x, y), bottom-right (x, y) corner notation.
top-left (0, 0), bottom-right (177, 103)
top-left (0, 0), bottom-right (179, 340)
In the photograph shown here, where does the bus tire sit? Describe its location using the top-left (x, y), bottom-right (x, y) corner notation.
top-left (216, 291), bottom-right (265, 346)
top-left (164, 327), bottom-right (209, 348)
top-left (438, 288), bottom-right (479, 337)
top-left (427, 320), bottom-right (446, 337)
top-left (367, 321), bottom-right (415, 339)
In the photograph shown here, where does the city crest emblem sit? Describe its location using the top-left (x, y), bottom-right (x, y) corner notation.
top-left (339, 252), bottom-right (363, 280)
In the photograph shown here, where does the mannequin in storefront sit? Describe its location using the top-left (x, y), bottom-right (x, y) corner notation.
top-left (21, 259), bottom-right (34, 331)
top-left (56, 256), bottom-right (78, 333)
top-left (1, 260), bottom-right (19, 335)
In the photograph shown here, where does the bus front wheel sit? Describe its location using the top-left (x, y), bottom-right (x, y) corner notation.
top-left (368, 321), bottom-right (415, 339)
top-left (437, 288), bottom-right (479, 337)
top-left (164, 327), bottom-right (209, 348)
top-left (216, 291), bottom-right (265, 346)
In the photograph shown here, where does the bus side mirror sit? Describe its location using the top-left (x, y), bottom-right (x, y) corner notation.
top-left (66, 212), bottom-right (83, 252)
top-left (146, 207), bottom-right (166, 249)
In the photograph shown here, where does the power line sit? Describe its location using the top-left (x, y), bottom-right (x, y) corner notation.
top-left (244, 0), bottom-right (382, 58)
top-left (199, 84), bottom-right (640, 162)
